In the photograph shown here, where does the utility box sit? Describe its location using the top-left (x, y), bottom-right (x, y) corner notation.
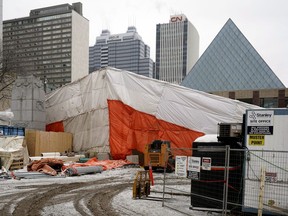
top-left (25, 130), bottom-right (73, 156)
top-left (190, 134), bottom-right (244, 211)
top-left (243, 109), bottom-right (288, 215)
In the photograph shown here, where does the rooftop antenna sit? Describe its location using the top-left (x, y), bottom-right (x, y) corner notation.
top-left (128, 15), bottom-right (136, 28)
top-left (102, 18), bottom-right (110, 32)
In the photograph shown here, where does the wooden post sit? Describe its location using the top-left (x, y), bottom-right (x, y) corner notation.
top-left (258, 167), bottom-right (266, 216)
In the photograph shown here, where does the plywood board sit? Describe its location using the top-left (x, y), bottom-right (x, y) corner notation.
top-left (25, 130), bottom-right (73, 156)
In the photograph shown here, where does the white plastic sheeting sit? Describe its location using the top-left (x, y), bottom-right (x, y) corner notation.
top-left (45, 67), bottom-right (259, 152)
top-left (0, 109), bottom-right (14, 122)
top-left (0, 136), bottom-right (30, 169)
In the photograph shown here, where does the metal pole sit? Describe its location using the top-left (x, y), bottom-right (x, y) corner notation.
top-left (225, 145), bottom-right (230, 215)
top-left (222, 145), bottom-right (230, 216)
top-left (162, 149), bottom-right (167, 207)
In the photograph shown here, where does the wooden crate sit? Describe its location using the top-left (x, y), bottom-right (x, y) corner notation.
top-left (9, 158), bottom-right (24, 171)
top-left (25, 130), bottom-right (73, 156)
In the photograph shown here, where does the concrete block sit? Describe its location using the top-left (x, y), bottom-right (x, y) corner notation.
top-left (29, 121), bottom-right (46, 131)
top-left (126, 155), bottom-right (139, 164)
top-left (33, 100), bottom-right (45, 111)
top-left (32, 111), bottom-right (46, 122)
top-left (11, 100), bottom-right (20, 110)
top-left (23, 110), bottom-right (33, 121)
top-left (11, 100), bottom-right (34, 111)
top-left (12, 111), bottom-right (21, 120)
top-left (24, 88), bottom-right (33, 100)
top-left (32, 89), bottom-right (45, 100)
top-left (13, 110), bottom-right (32, 121)
top-left (97, 153), bottom-right (110, 161)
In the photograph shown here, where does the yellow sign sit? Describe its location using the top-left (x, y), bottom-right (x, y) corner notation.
top-left (249, 135), bottom-right (265, 146)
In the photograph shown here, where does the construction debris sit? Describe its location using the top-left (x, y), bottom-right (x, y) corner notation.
top-left (62, 157), bottom-right (135, 171)
top-left (64, 166), bottom-right (103, 176)
top-left (10, 171), bottom-right (66, 179)
top-left (0, 136), bottom-right (29, 170)
top-left (27, 158), bottom-right (64, 176)
top-left (1, 155), bottom-right (138, 180)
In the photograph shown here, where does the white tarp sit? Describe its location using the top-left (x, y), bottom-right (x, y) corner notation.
top-left (0, 136), bottom-right (29, 169)
top-left (45, 67), bottom-right (259, 152)
top-left (0, 109), bottom-right (14, 125)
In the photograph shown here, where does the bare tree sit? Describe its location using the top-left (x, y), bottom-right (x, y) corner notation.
top-left (0, 50), bottom-right (18, 110)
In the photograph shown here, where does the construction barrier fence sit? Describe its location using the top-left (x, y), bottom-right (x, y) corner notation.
top-left (161, 147), bottom-right (288, 216)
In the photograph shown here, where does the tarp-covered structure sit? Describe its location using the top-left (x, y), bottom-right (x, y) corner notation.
top-left (45, 67), bottom-right (259, 159)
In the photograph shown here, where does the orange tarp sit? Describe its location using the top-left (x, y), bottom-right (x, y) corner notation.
top-left (108, 100), bottom-right (204, 159)
top-left (62, 157), bottom-right (134, 171)
top-left (46, 121), bottom-right (64, 132)
top-left (27, 158), bottom-right (64, 176)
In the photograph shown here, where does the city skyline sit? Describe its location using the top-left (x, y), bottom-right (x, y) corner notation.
top-left (3, 0), bottom-right (288, 86)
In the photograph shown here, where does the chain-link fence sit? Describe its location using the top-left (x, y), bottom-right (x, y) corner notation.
top-left (243, 149), bottom-right (288, 215)
top-left (160, 147), bottom-right (288, 216)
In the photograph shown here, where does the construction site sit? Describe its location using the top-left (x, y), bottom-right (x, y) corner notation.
top-left (1, 67), bottom-right (288, 215)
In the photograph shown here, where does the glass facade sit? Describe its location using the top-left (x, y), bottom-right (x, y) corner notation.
top-left (89, 27), bottom-right (153, 78)
top-left (0, 0), bottom-right (2, 53)
top-left (260, 97), bottom-right (278, 108)
top-left (181, 19), bottom-right (285, 92)
top-left (155, 14), bottom-right (199, 84)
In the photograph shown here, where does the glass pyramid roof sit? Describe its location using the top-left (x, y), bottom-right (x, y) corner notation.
top-left (181, 19), bottom-right (285, 92)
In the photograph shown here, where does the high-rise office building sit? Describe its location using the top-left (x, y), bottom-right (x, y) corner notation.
top-left (0, 0), bottom-right (3, 53)
top-left (89, 26), bottom-right (154, 78)
top-left (155, 14), bottom-right (199, 84)
top-left (3, 2), bottom-right (89, 92)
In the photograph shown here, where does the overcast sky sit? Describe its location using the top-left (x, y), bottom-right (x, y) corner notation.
top-left (3, 0), bottom-right (288, 86)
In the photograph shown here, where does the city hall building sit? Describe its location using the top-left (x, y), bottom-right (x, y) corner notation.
top-left (181, 19), bottom-right (287, 108)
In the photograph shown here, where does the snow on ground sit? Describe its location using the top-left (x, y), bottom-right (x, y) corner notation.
top-left (0, 167), bottom-right (221, 215)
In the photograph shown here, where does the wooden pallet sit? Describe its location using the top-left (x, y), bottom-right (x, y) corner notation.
top-left (9, 158), bottom-right (24, 171)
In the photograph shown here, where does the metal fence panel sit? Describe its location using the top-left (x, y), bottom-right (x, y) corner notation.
top-left (242, 150), bottom-right (288, 215)
top-left (161, 147), bottom-right (288, 216)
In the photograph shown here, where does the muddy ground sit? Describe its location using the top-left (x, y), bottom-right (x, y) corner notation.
top-left (1, 179), bottom-right (128, 215)
top-left (0, 168), bottom-right (200, 216)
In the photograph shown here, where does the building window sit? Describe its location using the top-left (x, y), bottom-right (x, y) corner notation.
top-left (238, 98), bottom-right (253, 105)
top-left (260, 98), bottom-right (278, 108)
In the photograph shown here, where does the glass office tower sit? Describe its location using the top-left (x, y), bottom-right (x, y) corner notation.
top-left (89, 26), bottom-right (154, 78)
top-left (155, 14), bottom-right (199, 84)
